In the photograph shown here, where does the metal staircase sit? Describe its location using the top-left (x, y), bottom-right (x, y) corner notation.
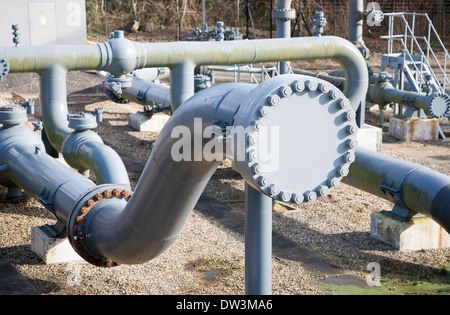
top-left (380, 12), bottom-right (450, 139)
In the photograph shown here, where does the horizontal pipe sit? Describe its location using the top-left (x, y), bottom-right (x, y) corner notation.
top-left (1, 35), bottom-right (368, 117)
top-left (369, 81), bottom-right (450, 118)
top-left (139, 36), bottom-right (368, 117)
top-left (121, 76), bottom-right (171, 106)
top-left (343, 148), bottom-right (450, 233)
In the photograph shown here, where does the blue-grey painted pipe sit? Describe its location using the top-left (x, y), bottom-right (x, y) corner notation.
top-left (40, 65), bottom-right (130, 189)
top-left (245, 183), bottom-right (273, 295)
top-left (273, 0), bottom-right (295, 74)
top-left (138, 36), bottom-right (368, 122)
top-left (121, 76), bottom-right (171, 106)
top-left (0, 125), bottom-right (96, 223)
top-left (170, 60), bottom-right (196, 111)
top-left (82, 83), bottom-right (255, 264)
top-left (0, 35), bottom-right (368, 120)
top-left (343, 147), bottom-right (450, 234)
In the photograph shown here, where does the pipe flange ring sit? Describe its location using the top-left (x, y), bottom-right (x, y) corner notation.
top-left (68, 184), bottom-right (132, 268)
top-left (233, 74), bottom-right (359, 204)
top-left (425, 93), bottom-right (450, 118)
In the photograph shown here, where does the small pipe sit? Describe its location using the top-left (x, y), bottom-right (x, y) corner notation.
top-left (369, 81), bottom-right (450, 118)
top-left (273, 0), bottom-right (295, 74)
top-left (349, 0), bottom-right (370, 58)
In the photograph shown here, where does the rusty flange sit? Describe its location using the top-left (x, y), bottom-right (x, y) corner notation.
top-left (68, 184), bottom-right (132, 268)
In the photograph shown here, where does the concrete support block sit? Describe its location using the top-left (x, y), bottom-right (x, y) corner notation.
top-left (357, 124), bottom-right (382, 153)
top-left (31, 226), bottom-right (83, 264)
top-left (129, 112), bottom-right (170, 132)
top-left (370, 211), bottom-right (450, 251)
top-left (389, 117), bottom-right (440, 141)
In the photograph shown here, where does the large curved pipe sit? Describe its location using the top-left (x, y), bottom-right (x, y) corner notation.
top-left (343, 148), bottom-right (450, 234)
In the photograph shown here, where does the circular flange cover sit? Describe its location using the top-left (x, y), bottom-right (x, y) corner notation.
top-left (233, 74), bottom-right (359, 204)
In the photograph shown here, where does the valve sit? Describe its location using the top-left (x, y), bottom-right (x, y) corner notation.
top-left (12, 24), bottom-right (20, 46)
top-left (311, 11), bottom-right (327, 37)
top-left (364, 3), bottom-right (384, 27)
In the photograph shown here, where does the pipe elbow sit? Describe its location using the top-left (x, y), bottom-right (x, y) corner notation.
top-left (62, 131), bottom-right (130, 189)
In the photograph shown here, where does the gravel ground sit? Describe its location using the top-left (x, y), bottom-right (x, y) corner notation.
top-left (0, 53), bottom-right (449, 295)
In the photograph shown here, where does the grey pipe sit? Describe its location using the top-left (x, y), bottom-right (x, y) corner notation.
top-left (343, 148), bottom-right (450, 234)
top-left (0, 125), bottom-right (97, 223)
top-left (121, 76), bottom-right (171, 106)
top-left (80, 83), bottom-right (255, 264)
top-left (40, 64), bottom-right (130, 189)
top-left (1, 34), bottom-right (368, 121)
top-left (349, 0), bottom-right (370, 58)
top-left (273, 0), bottom-right (295, 74)
top-left (369, 81), bottom-right (450, 118)
top-left (138, 36), bottom-right (368, 121)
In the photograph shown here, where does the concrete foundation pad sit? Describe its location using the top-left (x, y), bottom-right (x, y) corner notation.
top-left (129, 112), bottom-right (170, 132)
top-left (370, 211), bottom-right (450, 251)
top-left (389, 117), bottom-right (440, 141)
top-left (31, 226), bottom-right (83, 264)
top-left (357, 124), bottom-right (382, 153)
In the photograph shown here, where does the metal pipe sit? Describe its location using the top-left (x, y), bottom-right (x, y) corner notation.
top-left (1, 34), bottom-right (368, 119)
top-left (139, 36), bottom-right (368, 119)
top-left (0, 125), bottom-right (97, 223)
top-left (349, 0), bottom-right (370, 58)
top-left (369, 80), bottom-right (450, 118)
top-left (76, 83), bottom-right (255, 264)
top-left (343, 147), bottom-right (450, 234)
top-left (121, 76), bottom-right (171, 106)
top-left (40, 64), bottom-right (130, 189)
top-left (245, 183), bottom-right (273, 295)
top-left (170, 60), bottom-right (196, 111)
top-left (66, 74), bottom-right (360, 266)
top-left (272, 0), bottom-right (295, 74)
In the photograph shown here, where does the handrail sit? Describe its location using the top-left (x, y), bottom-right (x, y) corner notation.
top-left (382, 12), bottom-right (450, 93)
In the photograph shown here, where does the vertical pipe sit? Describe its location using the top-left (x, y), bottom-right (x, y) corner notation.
top-left (170, 60), bottom-right (195, 111)
top-left (40, 65), bottom-right (71, 153)
top-left (245, 183), bottom-right (273, 295)
top-left (275, 0), bottom-right (294, 74)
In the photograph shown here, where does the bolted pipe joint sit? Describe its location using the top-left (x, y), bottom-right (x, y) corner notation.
top-left (67, 184), bottom-right (132, 267)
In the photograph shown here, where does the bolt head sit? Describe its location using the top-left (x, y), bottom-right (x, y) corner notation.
top-left (292, 80), bottom-right (305, 92)
top-left (305, 80), bottom-right (318, 91)
top-left (267, 95), bottom-right (280, 106)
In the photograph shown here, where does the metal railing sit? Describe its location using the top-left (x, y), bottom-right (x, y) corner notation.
top-left (381, 12), bottom-right (450, 93)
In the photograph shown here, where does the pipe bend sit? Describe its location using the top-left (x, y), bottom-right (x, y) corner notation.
top-left (62, 131), bottom-right (130, 190)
